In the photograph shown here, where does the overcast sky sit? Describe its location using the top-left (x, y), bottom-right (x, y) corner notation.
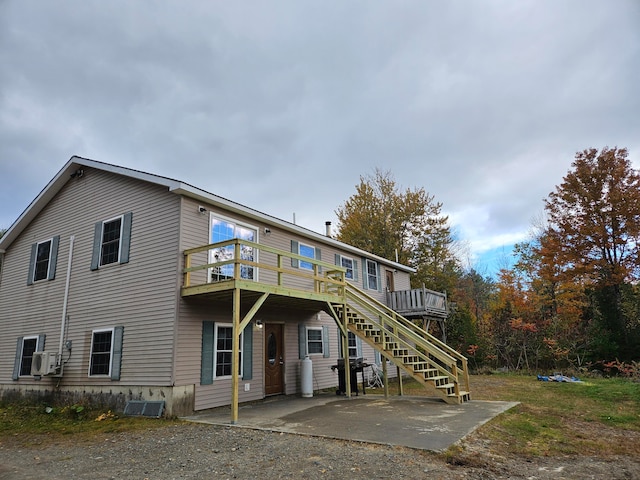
top-left (1, 1), bottom-right (639, 274)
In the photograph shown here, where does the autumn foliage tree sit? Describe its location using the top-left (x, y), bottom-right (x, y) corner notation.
top-left (335, 169), bottom-right (458, 291)
top-left (544, 147), bottom-right (640, 358)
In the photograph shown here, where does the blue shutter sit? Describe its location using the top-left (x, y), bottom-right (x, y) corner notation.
top-left (298, 323), bottom-right (306, 359)
top-left (335, 254), bottom-right (340, 266)
top-left (242, 325), bottom-right (253, 380)
top-left (201, 322), bottom-right (214, 385)
top-left (315, 247), bottom-right (322, 272)
top-left (353, 260), bottom-right (359, 282)
top-left (120, 212), bottom-right (133, 264)
top-left (291, 240), bottom-right (299, 268)
top-left (356, 337), bottom-right (363, 358)
top-left (375, 351), bottom-right (382, 365)
top-left (37, 334), bottom-right (46, 352)
top-left (90, 221), bottom-right (102, 270)
top-left (48, 236), bottom-right (60, 280)
top-left (27, 244), bottom-right (37, 285)
top-left (376, 262), bottom-right (382, 292)
top-left (111, 326), bottom-right (124, 381)
top-left (12, 337), bottom-right (24, 380)
top-left (322, 325), bottom-right (330, 358)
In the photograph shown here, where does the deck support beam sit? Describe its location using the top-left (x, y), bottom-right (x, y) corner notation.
top-left (231, 287), bottom-right (241, 424)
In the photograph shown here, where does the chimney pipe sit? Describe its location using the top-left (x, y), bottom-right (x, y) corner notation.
top-left (325, 221), bottom-right (332, 237)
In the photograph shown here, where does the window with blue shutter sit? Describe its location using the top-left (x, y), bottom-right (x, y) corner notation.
top-left (27, 236), bottom-right (59, 285)
top-left (91, 212), bottom-right (133, 270)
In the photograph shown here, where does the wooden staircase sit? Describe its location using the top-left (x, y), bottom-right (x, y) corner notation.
top-left (330, 284), bottom-right (471, 404)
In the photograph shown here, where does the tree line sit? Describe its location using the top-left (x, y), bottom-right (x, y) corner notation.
top-left (335, 147), bottom-right (640, 374)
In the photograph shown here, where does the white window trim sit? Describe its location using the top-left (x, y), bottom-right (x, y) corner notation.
top-left (306, 326), bottom-right (324, 356)
top-left (99, 215), bottom-right (124, 267)
top-left (298, 242), bottom-right (315, 270)
top-left (32, 238), bottom-right (53, 282)
top-left (366, 259), bottom-right (379, 290)
top-left (209, 213), bottom-right (259, 282)
top-left (19, 335), bottom-right (40, 377)
top-left (88, 327), bottom-right (114, 377)
top-left (340, 255), bottom-right (354, 280)
top-left (213, 323), bottom-right (244, 379)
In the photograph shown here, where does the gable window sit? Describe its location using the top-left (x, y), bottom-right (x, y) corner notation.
top-left (89, 327), bottom-right (124, 379)
top-left (366, 259), bottom-right (379, 290)
top-left (210, 215), bottom-right (257, 281)
top-left (306, 327), bottom-right (324, 355)
top-left (27, 236), bottom-right (59, 285)
top-left (91, 212), bottom-right (133, 270)
top-left (214, 323), bottom-right (243, 378)
top-left (298, 243), bottom-right (315, 270)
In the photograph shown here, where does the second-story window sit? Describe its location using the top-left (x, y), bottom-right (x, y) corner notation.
top-left (366, 259), bottom-right (379, 290)
top-left (91, 212), bottom-right (133, 270)
top-left (209, 215), bottom-right (257, 281)
top-left (27, 236), bottom-right (59, 285)
top-left (298, 242), bottom-right (315, 270)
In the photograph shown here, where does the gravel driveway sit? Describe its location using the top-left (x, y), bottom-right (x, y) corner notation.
top-left (2, 422), bottom-right (639, 479)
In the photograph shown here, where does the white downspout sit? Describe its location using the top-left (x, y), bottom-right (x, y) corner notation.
top-left (58, 235), bottom-right (74, 364)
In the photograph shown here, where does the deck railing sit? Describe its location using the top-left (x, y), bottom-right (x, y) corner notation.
top-left (182, 239), bottom-right (347, 299)
top-left (386, 286), bottom-right (448, 318)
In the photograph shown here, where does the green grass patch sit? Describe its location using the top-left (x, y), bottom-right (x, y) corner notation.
top-left (0, 401), bottom-right (180, 447)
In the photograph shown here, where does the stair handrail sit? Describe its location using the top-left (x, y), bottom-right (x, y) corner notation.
top-left (346, 283), bottom-right (467, 364)
top-left (343, 299), bottom-right (459, 383)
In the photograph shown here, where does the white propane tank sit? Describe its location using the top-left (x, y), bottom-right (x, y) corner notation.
top-left (301, 355), bottom-right (313, 397)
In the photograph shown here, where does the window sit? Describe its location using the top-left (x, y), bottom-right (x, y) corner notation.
top-left (298, 242), bottom-right (315, 270)
top-left (340, 255), bottom-right (354, 280)
top-left (209, 215), bottom-right (257, 281)
top-left (91, 212), bottom-right (132, 270)
top-left (214, 324), bottom-right (243, 378)
top-left (20, 336), bottom-right (39, 376)
top-left (306, 327), bottom-right (324, 355)
top-left (90, 328), bottom-right (113, 376)
top-left (366, 259), bottom-right (379, 290)
top-left (89, 327), bottom-right (124, 379)
top-left (27, 236), bottom-right (59, 285)
top-left (339, 332), bottom-right (360, 359)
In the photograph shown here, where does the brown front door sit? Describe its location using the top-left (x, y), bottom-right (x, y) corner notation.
top-left (385, 269), bottom-right (395, 292)
top-left (264, 323), bottom-right (284, 396)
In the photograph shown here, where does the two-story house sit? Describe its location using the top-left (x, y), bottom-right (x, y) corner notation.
top-left (0, 157), bottom-right (468, 419)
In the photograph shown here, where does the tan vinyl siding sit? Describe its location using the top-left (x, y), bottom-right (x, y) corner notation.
top-left (0, 168), bottom-right (181, 386)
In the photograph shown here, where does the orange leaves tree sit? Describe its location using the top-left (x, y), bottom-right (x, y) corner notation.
top-left (544, 147), bottom-right (640, 359)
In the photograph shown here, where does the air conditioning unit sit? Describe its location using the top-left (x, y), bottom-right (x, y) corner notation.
top-left (31, 351), bottom-right (58, 376)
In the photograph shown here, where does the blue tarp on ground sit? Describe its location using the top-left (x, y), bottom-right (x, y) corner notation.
top-left (537, 374), bottom-right (582, 382)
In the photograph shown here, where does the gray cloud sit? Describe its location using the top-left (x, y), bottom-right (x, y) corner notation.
top-left (1, 0), bottom-right (639, 270)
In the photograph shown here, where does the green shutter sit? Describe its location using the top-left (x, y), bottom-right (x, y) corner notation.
top-left (12, 337), bottom-right (24, 380)
top-left (120, 212), bottom-right (133, 264)
top-left (298, 323), bottom-right (306, 359)
top-left (48, 236), bottom-right (60, 280)
top-left (111, 326), bottom-right (124, 381)
top-left (27, 244), bottom-right (37, 285)
top-left (322, 325), bottom-right (330, 358)
top-left (291, 240), bottom-right (299, 268)
top-left (90, 221), bottom-right (102, 270)
top-left (361, 257), bottom-right (368, 290)
top-left (201, 322), bottom-right (214, 385)
top-left (242, 325), bottom-right (253, 380)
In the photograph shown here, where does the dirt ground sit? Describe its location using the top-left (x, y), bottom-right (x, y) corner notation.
top-left (1, 421), bottom-right (639, 479)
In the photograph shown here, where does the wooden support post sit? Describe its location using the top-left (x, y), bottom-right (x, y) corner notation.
top-left (184, 253), bottom-right (191, 287)
top-left (342, 303), bottom-right (351, 398)
top-left (397, 366), bottom-right (404, 396)
top-left (382, 358), bottom-right (389, 398)
top-left (231, 287), bottom-right (241, 424)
